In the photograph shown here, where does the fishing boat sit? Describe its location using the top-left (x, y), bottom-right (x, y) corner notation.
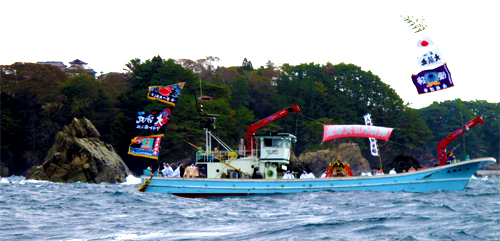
top-left (139, 106), bottom-right (496, 197)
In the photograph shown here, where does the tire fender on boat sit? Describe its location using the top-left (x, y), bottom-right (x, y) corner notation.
top-left (267, 170), bottom-right (274, 177)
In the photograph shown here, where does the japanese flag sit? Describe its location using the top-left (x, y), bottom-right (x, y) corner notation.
top-left (417, 36), bottom-right (436, 47)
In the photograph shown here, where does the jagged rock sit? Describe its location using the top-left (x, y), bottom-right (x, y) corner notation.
top-left (26, 118), bottom-right (132, 183)
top-left (294, 142), bottom-right (371, 175)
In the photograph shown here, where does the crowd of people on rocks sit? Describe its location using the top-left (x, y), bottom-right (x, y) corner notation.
top-left (146, 163), bottom-right (203, 178)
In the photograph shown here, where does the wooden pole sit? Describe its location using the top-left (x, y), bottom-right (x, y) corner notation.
top-left (379, 154), bottom-right (383, 172)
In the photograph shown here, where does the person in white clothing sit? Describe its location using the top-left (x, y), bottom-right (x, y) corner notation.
top-left (300, 170), bottom-right (308, 179)
top-left (160, 163), bottom-right (168, 177)
top-left (282, 170), bottom-right (294, 179)
top-left (166, 163), bottom-right (174, 177)
top-left (172, 165), bottom-right (181, 177)
top-left (307, 172), bottom-right (315, 178)
top-left (388, 168), bottom-right (397, 175)
top-left (282, 170), bottom-right (290, 179)
top-left (320, 171), bottom-right (327, 178)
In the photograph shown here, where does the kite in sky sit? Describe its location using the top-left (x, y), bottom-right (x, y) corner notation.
top-left (403, 16), bottom-right (454, 95)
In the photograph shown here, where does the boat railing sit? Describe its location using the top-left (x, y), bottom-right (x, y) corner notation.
top-left (196, 149), bottom-right (259, 162)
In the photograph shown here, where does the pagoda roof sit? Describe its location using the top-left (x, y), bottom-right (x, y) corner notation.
top-left (69, 59), bottom-right (87, 65)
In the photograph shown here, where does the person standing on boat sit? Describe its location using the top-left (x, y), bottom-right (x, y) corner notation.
top-left (147, 166), bottom-right (154, 177)
top-left (172, 165), bottom-right (181, 177)
top-left (300, 170), bottom-right (308, 179)
top-left (160, 163), bottom-right (167, 177)
top-left (320, 171), bottom-right (327, 178)
top-left (193, 164), bottom-right (200, 178)
top-left (162, 163), bottom-right (173, 177)
top-left (183, 164), bottom-right (192, 178)
top-left (389, 168), bottom-right (397, 175)
top-left (282, 170), bottom-right (294, 179)
top-left (307, 172), bottom-right (315, 178)
top-left (375, 169), bottom-right (384, 175)
top-left (166, 163), bottom-right (174, 177)
top-left (446, 150), bottom-right (455, 164)
top-left (408, 166), bottom-right (416, 172)
top-left (179, 163), bottom-right (185, 178)
top-left (184, 164), bottom-right (196, 178)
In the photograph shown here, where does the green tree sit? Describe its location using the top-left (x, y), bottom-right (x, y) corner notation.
top-left (241, 58), bottom-right (253, 71)
top-left (418, 100), bottom-right (499, 163)
top-left (62, 74), bottom-right (110, 120)
top-left (1, 63), bottom-right (67, 174)
top-left (230, 76), bottom-right (249, 109)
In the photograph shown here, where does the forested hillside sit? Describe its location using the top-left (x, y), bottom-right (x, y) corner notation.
top-left (1, 57), bottom-right (498, 175)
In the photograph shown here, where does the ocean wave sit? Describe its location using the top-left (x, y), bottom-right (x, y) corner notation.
top-left (1, 175), bottom-right (499, 240)
top-left (123, 175), bottom-right (141, 185)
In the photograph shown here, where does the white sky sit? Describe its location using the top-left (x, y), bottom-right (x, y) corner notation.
top-left (2, 0), bottom-right (499, 109)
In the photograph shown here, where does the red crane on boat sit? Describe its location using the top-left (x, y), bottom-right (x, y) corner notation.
top-left (436, 116), bottom-right (484, 166)
top-left (246, 105), bottom-right (300, 152)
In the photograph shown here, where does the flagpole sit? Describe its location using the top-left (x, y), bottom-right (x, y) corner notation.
top-left (458, 98), bottom-right (466, 159)
top-left (379, 154), bottom-right (383, 172)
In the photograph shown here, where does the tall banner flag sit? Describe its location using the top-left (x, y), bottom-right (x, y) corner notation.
top-left (128, 134), bottom-right (164, 159)
top-left (147, 82), bottom-right (185, 106)
top-left (323, 125), bottom-right (394, 142)
top-left (417, 47), bottom-right (445, 67)
top-left (135, 108), bottom-right (171, 133)
top-left (363, 114), bottom-right (379, 156)
top-left (411, 63), bottom-right (453, 94)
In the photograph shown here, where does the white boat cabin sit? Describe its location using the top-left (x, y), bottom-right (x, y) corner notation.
top-left (196, 132), bottom-right (296, 179)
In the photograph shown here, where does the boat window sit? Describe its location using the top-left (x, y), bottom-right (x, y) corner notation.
top-left (264, 138), bottom-right (282, 147)
top-left (274, 139), bottom-right (282, 147)
top-left (264, 138), bottom-right (273, 147)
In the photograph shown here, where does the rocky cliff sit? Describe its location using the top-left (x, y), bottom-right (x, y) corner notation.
top-left (26, 118), bottom-right (132, 183)
top-left (293, 142), bottom-right (371, 175)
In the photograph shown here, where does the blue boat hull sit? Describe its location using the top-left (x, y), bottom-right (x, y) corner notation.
top-left (140, 158), bottom-right (496, 197)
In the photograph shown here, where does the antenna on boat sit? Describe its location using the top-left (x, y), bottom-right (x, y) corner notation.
top-left (441, 98), bottom-right (468, 160)
top-left (457, 98), bottom-right (466, 158)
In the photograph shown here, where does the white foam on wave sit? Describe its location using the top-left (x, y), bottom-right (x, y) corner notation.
top-left (3, 175), bottom-right (141, 185)
top-left (471, 175), bottom-right (490, 181)
top-left (19, 179), bottom-right (51, 184)
top-left (1, 178), bottom-right (11, 183)
top-left (122, 175), bottom-right (141, 185)
top-left (114, 232), bottom-right (163, 240)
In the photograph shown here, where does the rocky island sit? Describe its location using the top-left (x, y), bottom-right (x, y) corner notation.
top-left (26, 118), bottom-right (132, 183)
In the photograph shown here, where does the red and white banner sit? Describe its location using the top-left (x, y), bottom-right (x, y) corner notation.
top-left (323, 125), bottom-right (394, 142)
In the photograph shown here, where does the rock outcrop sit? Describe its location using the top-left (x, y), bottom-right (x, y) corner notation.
top-left (26, 118), bottom-right (132, 183)
top-left (294, 142), bottom-right (371, 175)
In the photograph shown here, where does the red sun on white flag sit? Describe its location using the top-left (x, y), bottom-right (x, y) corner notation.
top-left (417, 36), bottom-right (436, 47)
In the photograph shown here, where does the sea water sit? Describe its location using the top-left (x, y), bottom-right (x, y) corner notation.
top-left (1, 175), bottom-right (499, 241)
